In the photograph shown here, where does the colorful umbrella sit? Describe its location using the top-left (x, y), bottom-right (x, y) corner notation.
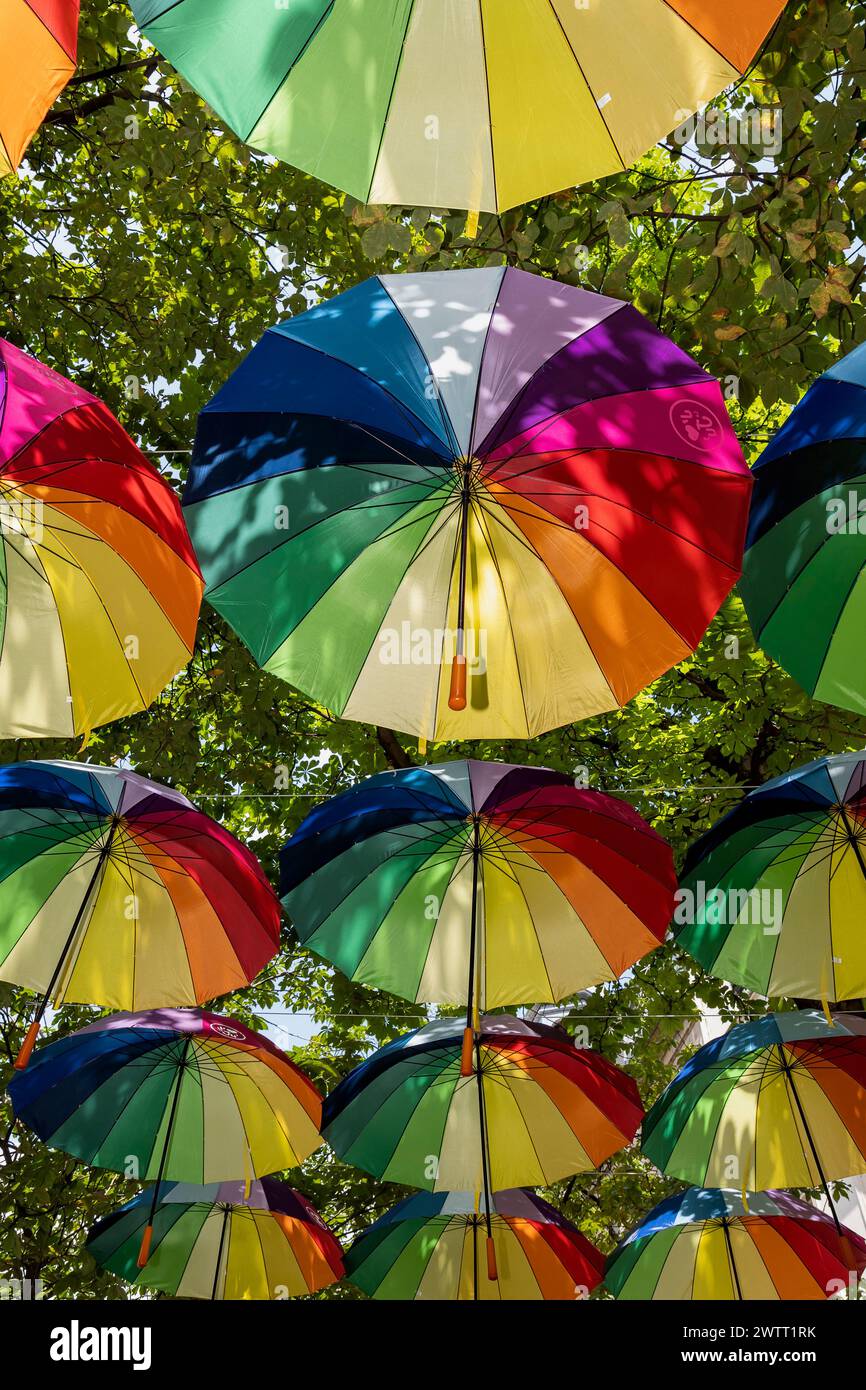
top-left (9, 1008), bottom-right (323, 1265)
top-left (0, 1), bottom-right (78, 176)
top-left (345, 1188), bottom-right (604, 1301)
top-left (0, 337), bottom-right (203, 737)
top-left (184, 268), bottom-right (751, 741)
top-left (605, 1188), bottom-right (866, 1301)
top-left (87, 1179), bottom-right (343, 1300)
top-left (130, 0), bottom-right (785, 213)
top-left (323, 1014), bottom-right (642, 1274)
top-left (740, 339), bottom-right (866, 715)
top-left (0, 761), bottom-right (281, 1069)
top-left (674, 750), bottom-right (866, 1002)
top-left (642, 1011), bottom-right (866, 1229)
top-left (281, 760), bottom-right (676, 1046)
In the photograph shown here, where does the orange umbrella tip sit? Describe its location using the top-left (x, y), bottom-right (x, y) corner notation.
top-left (486, 1236), bottom-right (498, 1281)
top-left (460, 1026), bottom-right (475, 1077)
top-left (136, 1224), bottom-right (154, 1268)
top-left (448, 655), bottom-right (467, 711)
top-left (14, 1021), bottom-right (41, 1070)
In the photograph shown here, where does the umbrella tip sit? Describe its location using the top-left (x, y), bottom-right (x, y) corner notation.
top-left (448, 655), bottom-right (467, 711)
top-left (14, 1021), bottom-right (41, 1070)
top-left (460, 1026), bottom-right (475, 1077)
top-left (137, 1224), bottom-right (154, 1269)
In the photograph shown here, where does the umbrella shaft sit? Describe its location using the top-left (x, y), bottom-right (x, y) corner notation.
top-left (838, 802), bottom-right (866, 882)
top-left (723, 1221), bottom-right (743, 1300)
top-left (475, 1041), bottom-right (493, 1240)
top-left (465, 821), bottom-right (481, 1032)
top-left (778, 1045), bottom-right (842, 1234)
top-left (212, 1206), bottom-right (231, 1300)
top-left (25, 822), bottom-right (118, 1050)
top-left (148, 1036), bottom-right (191, 1223)
top-left (455, 469), bottom-right (471, 642)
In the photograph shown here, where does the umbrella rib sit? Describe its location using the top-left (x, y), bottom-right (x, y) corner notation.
top-left (73, 1038), bottom-right (183, 1173)
top-left (413, 838), bottom-right (473, 1003)
top-left (24, 520), bottom-right (153, 712)
top-left (476, 0), bottom-right (499, 216)
top-left (377, 283), bottom-right (463, 458)
top-left (479, 365), bottom-right (716, 470)
top-left (467, 494), bottom-right (534, 737)
top-left (474, 490), bottom-right (619, 717)
top-left (542, 0), bottom-right (627, 170)
top-left (295, 826), bottom-right (466, 960)
top-left (252, 491), bottom-right (456, 668)
top-left (483, 462), bottom-right (746, 570)
top-left (750, 529), bottom-right (866, 663)
top-left (259, 332), bottom-right (456, 464)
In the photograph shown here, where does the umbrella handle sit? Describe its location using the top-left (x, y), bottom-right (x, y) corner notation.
top-left (137, 1224), bottom-right (154, 1268)
top-left (14, 1021), bottom-right (41, 1070)
top-left (460, 1026), bottom-right (474, 1076)
top-left (448, 655), bottom-right (467, 711)
top-left (486, 1236), bottom-right (498, 1281)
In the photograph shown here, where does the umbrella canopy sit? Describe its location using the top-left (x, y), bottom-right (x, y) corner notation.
top-left (0, 761), bottom-right (281, 1068)
top-left (0, 1), bottom-right (78, 176)
top-left (740, 339), bottom-right (866, 716)
top-left (322, 1015), bottom-right (643, 1195)
top-left (87, 1179), bottom-right (344, 1300)
top-left (674, 750), bottom-right (866, 1001)
top-left (345, 1188), bottom-right (604, 1302)
top-left (281, 759), bottom-right (676, 1014)
top-left (642, 1012), bottom-right (866, 1202)
top-left (0, 337), bottom-right (202, 737)
top-left (130, 0), bottom-right (785, 213)
top-left (9, 1008), bottom-right (323, 1185)
top-left (184, 268), bottom-right (751, 742)
top-left (605, 1188), bottom-right (866, 1301)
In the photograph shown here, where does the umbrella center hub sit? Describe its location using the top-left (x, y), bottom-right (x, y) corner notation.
top-left (453, 456), bottom-right (482, 495)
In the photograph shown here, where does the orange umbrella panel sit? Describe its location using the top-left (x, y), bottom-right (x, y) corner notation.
top-left (0, 2), bottom-right (79, 175)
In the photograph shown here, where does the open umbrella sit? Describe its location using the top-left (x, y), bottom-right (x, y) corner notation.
top-left (184, 268), bottom-right (751, 741)
top-left (130, 0), bottom-right (785, 213)
top-left (0, 337), bottom-right (202, 737)
top-left (0, 1), bottom-right (78, 176)
top-left (642, 1011), bottom-right (866, 1234)
top-left (0, 761), bottom-right (281, 1069)
top-left (345, 1188), bottom-right (604, 1301)
top-left (9, 1008), bottom-right (323, 1265)
top-left (674, 750), bottom-right (866, 1001)
top-left (323, 1014), bottom-right (642, 1277)
top-left (740, 339), bottom-right (866, 716)
top-left (281, 760), bottom-right (675, 1055)
top-left (605, 1188), bottom-right (866, 1301)
top-left (87, 1179), bottom-right (343, 1300)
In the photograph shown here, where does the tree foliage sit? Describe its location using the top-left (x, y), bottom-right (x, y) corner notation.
top-left (1, 0), bottom-right (865, 1298)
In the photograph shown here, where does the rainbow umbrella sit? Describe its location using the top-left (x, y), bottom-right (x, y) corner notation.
top-left (323, 1014), bottom-right (642, 1276)
top-left (605, 1188), bottom-right (866, 1301)
top-left (740, 340), bottom-right (866, 715)
top-left (184, 268), bottom-right (751, 742)
top-left (0, 761), bottom-right (281, 1068)
top-left (281, 760), bottom-right (676, 1057)
top-left (674, 750), bottom-right (866, 1002)
top-left (9, 1008), bottom-right (323, 1265)
top-left (130, 0), bottom-right (785, 213)
top-left (642, 1011), bottom-right (866, 1232)
top-left (0, 337), bottom-right (203, 737)
top-left (87, 1180), bottom-right (343, 1300)
top-left (345, 1188), bottom-right (604, 1301)
top-left (0, 2), bottom-right (78, 176)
